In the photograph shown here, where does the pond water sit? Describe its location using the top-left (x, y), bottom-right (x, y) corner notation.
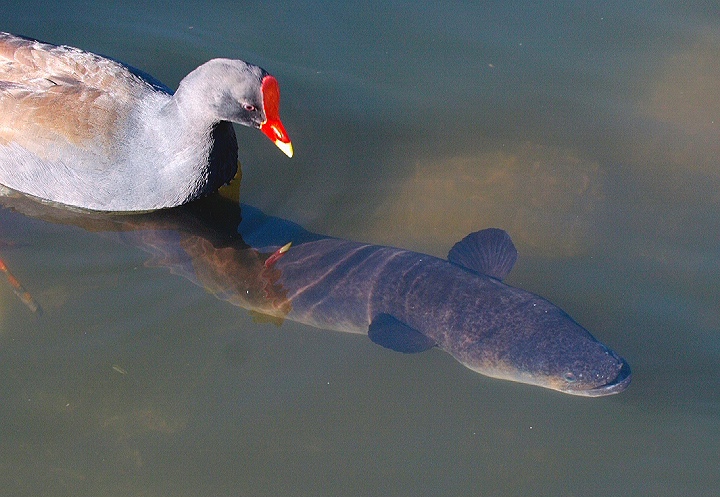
top-left (2, 1), bottom-right (719, 496)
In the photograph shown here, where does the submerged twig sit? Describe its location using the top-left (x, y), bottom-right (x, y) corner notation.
top-left (0, 257), bottom-right (42, 314)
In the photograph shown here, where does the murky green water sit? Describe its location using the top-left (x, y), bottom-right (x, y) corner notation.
top-left (2, 1), bottom-right (719, 496)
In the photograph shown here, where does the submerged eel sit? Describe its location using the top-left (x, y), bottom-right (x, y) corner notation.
top-left (0, 192), bottom-right (631, 396)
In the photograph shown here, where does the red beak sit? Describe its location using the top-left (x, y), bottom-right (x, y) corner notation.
top-left (260, 75), bottom-right (293, 157)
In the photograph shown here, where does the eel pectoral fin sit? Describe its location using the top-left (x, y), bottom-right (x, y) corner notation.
top-left (447, 228), bottom-right (518, 280)
top-left (368, 313), bottom-right (436, 353)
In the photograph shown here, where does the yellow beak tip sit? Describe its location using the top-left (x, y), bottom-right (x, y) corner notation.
top-left (276, 141), bottom-right (294, 158)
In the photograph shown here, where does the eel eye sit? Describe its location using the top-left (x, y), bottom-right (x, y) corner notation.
top-left (564, 372), bottom-right (577, 383)
top-left (243, 104), bottom-right (257, 112)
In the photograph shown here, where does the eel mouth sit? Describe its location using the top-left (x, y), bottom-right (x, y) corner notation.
top-left (575, 358), bottom-right (632, 397)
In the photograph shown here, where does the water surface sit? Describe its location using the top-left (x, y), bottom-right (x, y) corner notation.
top-left (2, 1), bottom-right (719, 496)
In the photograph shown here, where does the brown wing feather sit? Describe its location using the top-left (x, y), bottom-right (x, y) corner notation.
top-left (0, 33), bottom-right (156, 154)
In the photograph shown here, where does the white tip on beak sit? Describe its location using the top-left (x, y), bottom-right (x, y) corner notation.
top-left (275, 139), bottom-right (294, 158)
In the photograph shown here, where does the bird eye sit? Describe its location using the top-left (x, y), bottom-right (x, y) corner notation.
top-left (563, 372), bottom-right (577, 383)
top-left (243, 104), bottom-right (257, 112)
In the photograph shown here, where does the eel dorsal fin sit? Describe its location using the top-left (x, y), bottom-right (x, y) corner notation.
top-left (447, 228), bottom-right (518, 280)
top-left (368, 313), bottom-right (436, 353)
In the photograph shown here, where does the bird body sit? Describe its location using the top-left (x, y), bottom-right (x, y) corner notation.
top-left (0, 32), bottom-right (292, 211)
